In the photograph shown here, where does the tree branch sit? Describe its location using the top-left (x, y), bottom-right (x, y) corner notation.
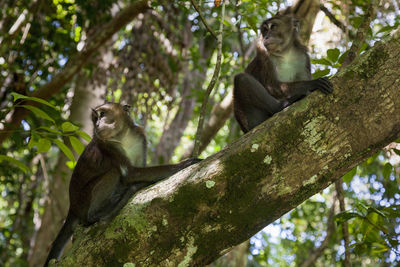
top-left (55, 27), bottom-right (400, 266)
top-left (0, 0), bottom-right (150, 145)
top-left (340, 0), bottom-right (376, 69)
top-left (335, 180), bottom-right (351, 266)
top-left (190, 0), bottom-right (218, 40)
top-left (192, 0), bottom-right (226, 157)
top-left (182, 91), bottom-right (233, 159)
top-left (319, 4), bottom-right (355, 40)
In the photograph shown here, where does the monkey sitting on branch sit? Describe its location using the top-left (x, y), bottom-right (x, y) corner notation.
top-left (44, 102), bottom-right (201, 266)
top-left (233, 14), bottom-right (333, 133)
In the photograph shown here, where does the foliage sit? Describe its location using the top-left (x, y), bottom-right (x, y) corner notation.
top-left (0, 0), bottom-right (399, 266)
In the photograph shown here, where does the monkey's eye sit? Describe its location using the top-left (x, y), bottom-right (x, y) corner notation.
top-left (99, 111), bottom-right (105, 118)
top-left (270, 23), bottom-right (276, 30)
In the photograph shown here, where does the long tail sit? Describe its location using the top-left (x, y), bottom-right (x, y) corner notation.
top-left (44, 212), bottom-right (78, 267)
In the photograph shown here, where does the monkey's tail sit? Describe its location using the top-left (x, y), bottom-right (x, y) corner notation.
top-left (44, 211), bottom-right (79, 267)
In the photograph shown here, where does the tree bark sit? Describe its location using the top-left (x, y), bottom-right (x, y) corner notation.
top-left (52, 28), bottom-right (400, 266)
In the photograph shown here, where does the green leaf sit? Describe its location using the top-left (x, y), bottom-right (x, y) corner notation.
top-left (36, 138), bottom-right (52, 153)
top-left (382, 206), bottom-right (400, 218)
top-left (76, 130), bottom-right (91, 142)
top-left (353, 243), bottom-right (368, 255)
top-left (338, 51), bottom-right (349, 64)
top-left (377, 25), bottom-right (395, 34)
top-left (20, 105), bottom-right (55, 123)
top-left (222, 18), bottom-right (231, 27)
top-left (0, 155), bottom-right (30, 174)
top-left (343, 166), bottom-right (357, 184)
top-left (53, 139), bottom-right (75, 162)
top-left (335, 211), bottom-right (363, 225)
top-left (365, 152), bottom-right (379, 165)
top-left (28, 133), bottom-right (39, 150)
top-left (382, 162), bottom-right (392, 180)
top-left (327, 48), bottom-right (340, 63)
top-left (361, 215), bottom-right (381, 242)
top-left (11, 92), bottom-right (57, 109)
top-left (371, 242), bottom-right (390, 254)
top-left (62, 122), bottom-right (80, 133)
top-left (69, 136), bottom-right (85, 155)
top-left (66, 161), bottom-right (77, 169)
top-left (312, 69), bottom-right (330, 79)
top-left (311, 58), bottom-right (332, 66)
top-left (359, 43), bottom-right (369, 54)
top-left (38, 126), bottom-right (59, 134)
top-left (244, 16), bottom-right (258, 32)
top-left (368, 207), bottom-right (387, 219)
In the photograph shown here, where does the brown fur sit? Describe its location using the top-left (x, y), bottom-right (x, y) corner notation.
top-left (233, 15), bottom-right (333, 133)
top-left (44, 103), bottom-right (201, 266)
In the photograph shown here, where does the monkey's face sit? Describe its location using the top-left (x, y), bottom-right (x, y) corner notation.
top-left (261, 15), bottom-right (299, 55)
top-left (91, 103), bottom-right (129, 141)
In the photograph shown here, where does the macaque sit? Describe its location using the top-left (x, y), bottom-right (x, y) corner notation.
top-left (44, 102), bottom-right (201, 266)
top-left (233, 14), bottom-right (333, 133)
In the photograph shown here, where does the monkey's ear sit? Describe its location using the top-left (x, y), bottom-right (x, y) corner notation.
top-left (293, 18), bottom-right (300, 32)
top-left (123, 104), bottom-right (131, 113)
top-left (91, 108), bottom-right (98, 123)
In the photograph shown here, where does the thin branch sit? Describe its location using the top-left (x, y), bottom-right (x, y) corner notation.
top-left (320, 4), bottom-right (355, 40)
top-left (300, 196), bottom-right (337, 267)
top-left (340, 0), bottom-right (376, 70)
top-left (234, 0), bottom-right (245, 68)
top-left (192, 0), bottom-right (226, 157)
top-left (190, 0), bottom-right (218, 40)
top-left (335, 179), bottom-right (351, 267)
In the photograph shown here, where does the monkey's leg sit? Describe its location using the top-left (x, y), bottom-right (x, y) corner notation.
top-left (86, 185), bottom-right (141, 224)
top-left (234, 73), bottom-right (284, 132)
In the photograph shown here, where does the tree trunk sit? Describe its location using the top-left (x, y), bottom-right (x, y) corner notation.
top-left (53, 28), bottom-right (400, 266)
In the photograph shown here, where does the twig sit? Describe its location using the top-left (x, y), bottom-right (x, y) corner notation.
top-left (320, 4), bottom-right (355, 39)
top-left (235, 0), bottom-right (245, 67)
top-left (192, 0), bottom-right (226, 157)
top-left (335, 179), bottom-right (351, 267)
top-left (190, 0), bottom-right (218, 40)
top-left (339, 0), bottom-right (376, 70)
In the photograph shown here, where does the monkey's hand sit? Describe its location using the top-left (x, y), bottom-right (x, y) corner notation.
top-left (311, 77), bottom-right (333, 94)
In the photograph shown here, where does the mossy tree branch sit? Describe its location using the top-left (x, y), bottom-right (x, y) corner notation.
top-left (55, 27), bottom-right (400, 266)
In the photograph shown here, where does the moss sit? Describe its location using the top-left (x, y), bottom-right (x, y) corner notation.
top-left (205, 180), bottom-right (216, 188)
top-left (177, 236), bottom-right (198, 267)
top-left (169, 183), bottom-right (212, 219)
top-left (301, 116), bottom-right (328, 156)
top-left (356, 48), bottom-right (389, 79)
top-left (104, 203), bottom-right (150, 239)
top-left (263, 155), bottom-right (272, 165)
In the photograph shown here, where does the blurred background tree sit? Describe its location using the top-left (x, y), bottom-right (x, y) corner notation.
top-left (0, 0), bottom-right (399, 266)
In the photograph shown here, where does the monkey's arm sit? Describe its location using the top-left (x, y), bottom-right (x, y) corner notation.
top-left (124, 158), bottom-right (201, 184)
top-left (276, 77), bottom-right (333, 99)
